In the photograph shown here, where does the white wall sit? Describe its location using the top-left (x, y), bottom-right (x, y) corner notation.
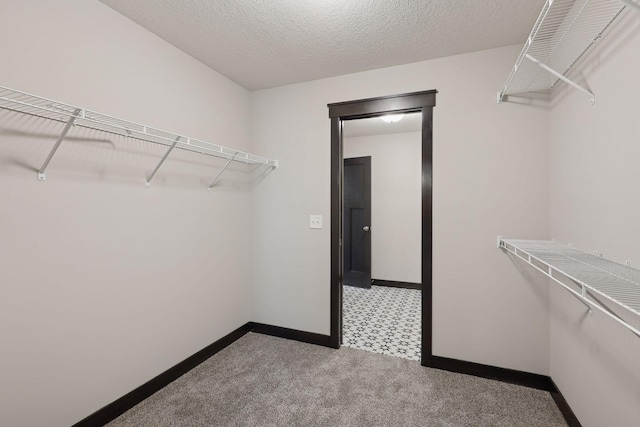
top-left (250, 45), bottom-right (551, 374)
top-left (11, 2), bottom-right (630, 425)
top-left (344, 131), bottom-right (421, 283)
top-left (0, 1), bottom-right (255, 426)
top-left (548, 11), bottom-right (640, 427)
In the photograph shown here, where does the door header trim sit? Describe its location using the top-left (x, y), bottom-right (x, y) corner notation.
top-left (328, 90), bottom-right (437, 119)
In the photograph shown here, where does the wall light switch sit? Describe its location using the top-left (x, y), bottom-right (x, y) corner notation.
top-left (310, 215), bottom-right (322, 229)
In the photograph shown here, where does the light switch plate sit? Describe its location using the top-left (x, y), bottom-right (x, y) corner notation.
top-left (310, 215), bottom-right (322, 229)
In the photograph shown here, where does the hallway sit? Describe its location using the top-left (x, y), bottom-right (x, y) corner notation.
top-left (342, 285), bottom-right (421, 361)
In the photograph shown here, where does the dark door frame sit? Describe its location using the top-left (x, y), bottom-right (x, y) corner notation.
top-left (328, 90), bottom-right (437, 367)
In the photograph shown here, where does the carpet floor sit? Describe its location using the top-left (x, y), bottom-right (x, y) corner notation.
top-left (107, 333), bottom-right (567, 427)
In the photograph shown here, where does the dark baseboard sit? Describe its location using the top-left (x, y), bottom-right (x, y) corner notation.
top-left (72, 322), bottom-right (253, 427)
top-left (250, 322), bottom-right (333, 348)
top-left (430, 356), bottom-right (580, 426)
top-left (70, 321), bottom-right (580, 427)
top-left (252, 320), bottom-right (581, 426)
top-left (372, 279), bottom-right (422, 290)
top-left (550, 379), bottom-right (582, 427)
top-left (430, 356), bottom-right (553, 391)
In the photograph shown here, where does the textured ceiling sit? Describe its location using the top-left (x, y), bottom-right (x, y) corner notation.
top-left (100, 0), bottom-right (545, 90)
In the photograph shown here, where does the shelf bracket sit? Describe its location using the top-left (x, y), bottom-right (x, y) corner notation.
top-left (500, 238), bottom-right (596, 314)
top-left (208, 152), bottom-right (238, 189)
top-left (498, 237), bottom-right (640, 338)
top-left (525, 54), bottom-right (595, 104)
top-left (580, 284), bottom-right (593, 315)
top-left (37, 108), bottom-right (82, 181)
top-left (146, 136), bottom-right (181, 188)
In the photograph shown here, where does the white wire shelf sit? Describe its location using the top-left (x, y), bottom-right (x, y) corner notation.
top-left (0, 85), bottom-right (278, 186)
top-left (498, 0), bottom-right (637, 104)
top-left (498, 237), bottom-right (640, 338)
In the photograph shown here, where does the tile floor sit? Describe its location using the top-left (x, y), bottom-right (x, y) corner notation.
top-left (342, 284), bottom-right (421, 361)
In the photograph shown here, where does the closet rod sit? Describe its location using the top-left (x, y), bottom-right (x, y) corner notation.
top-left (0, 85), bottom-right (278, 185)
top-left (498, 237), bottom-right (640, 339)
top-left (498, 0), bottom-right (628, 103)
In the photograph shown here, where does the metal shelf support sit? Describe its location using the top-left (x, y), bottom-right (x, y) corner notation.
top-left (146, 136), bottom-right (181, 188)
top-left (0, 85), bottom-right (278, 187)
top-left (498, 0), bottom-right (628, 104)
top-left (208, 152), bottom-right (238, 189)
top-left (525, 54), bottom-right (595, 104)
top-left (498, 237), bottom-right (640, 338)
top-left (37, 108), bottom-right (81, 181)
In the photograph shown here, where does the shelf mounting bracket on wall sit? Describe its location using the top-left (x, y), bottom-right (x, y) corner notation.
top-left (146, 135), bottom-right (182, 188)
top-left (208, 152), bottom-right (238, 189)
top-left (37, 108), bottom-right (82, 181)
top-left (525, 54), bottom-right (595, 104)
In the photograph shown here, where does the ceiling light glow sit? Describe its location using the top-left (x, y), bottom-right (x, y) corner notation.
top-left (380, 114), bottom-right (404, 123)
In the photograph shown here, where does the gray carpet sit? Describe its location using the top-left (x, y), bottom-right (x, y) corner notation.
top-left (107, 333), bottom-right (567, 427)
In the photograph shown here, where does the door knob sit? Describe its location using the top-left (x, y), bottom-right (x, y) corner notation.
top-left (363, 226), bottom-right (370, 232)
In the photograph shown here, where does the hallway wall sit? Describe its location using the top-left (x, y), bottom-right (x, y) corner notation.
top-left (344, 131), bottom-right (422, 284)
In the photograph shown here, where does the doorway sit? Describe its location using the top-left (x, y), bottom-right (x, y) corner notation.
top-left (342, 113), bottom-right (422, 360)
top-left (327, 90), bottom-right (436, 366)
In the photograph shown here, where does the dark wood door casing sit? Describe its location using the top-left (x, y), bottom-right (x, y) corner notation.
top-left (328, 90), bottom-right (436, 364)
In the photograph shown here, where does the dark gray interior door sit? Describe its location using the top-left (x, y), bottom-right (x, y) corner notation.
top-left (343, 156), bottom-right (371, 288)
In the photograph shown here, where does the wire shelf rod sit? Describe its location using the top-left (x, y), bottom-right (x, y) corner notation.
top-left (0, 85), bottom-right (278, 183)
top-left (498, 0), bottom-right (629, 103)
top-left (498, 237), bottom-right (640, 338)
